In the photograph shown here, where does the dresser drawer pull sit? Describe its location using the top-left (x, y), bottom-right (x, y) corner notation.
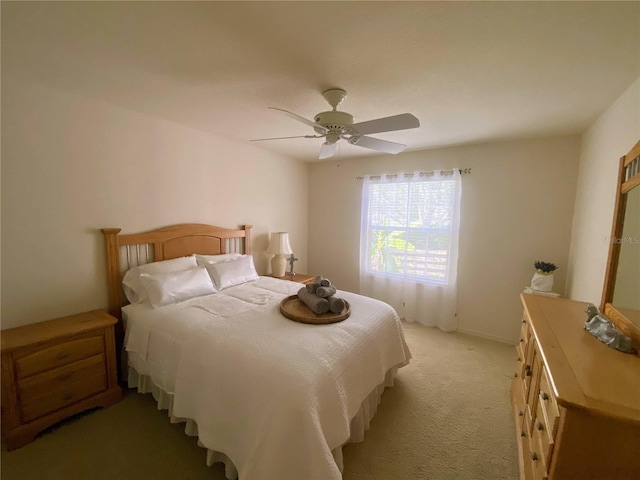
top-left (62, 393), bottom-right (73, 401)
top-left (55, 351), bottom-right (70, 361)
top-left (57, 372), bottom-right (73, 381)
top-left (530, 452), bottom-right (538, 461)
top-left (536, 421), bottom-right (544, 431)
top-left (525, 365), bottom-right (532, 376)
top-left (540, 391), bottom-right (549, 401)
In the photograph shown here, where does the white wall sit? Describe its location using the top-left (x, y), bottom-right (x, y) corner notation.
top-left (565, 77), bottom-right (640, 304)
top-left (308, 136), bottom-right (580, 343)
top-left (1, 77), bottom-right (309, 328)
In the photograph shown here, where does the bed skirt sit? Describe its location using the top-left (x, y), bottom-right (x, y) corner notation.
top-left (127, 365), bottom-right (398, 479)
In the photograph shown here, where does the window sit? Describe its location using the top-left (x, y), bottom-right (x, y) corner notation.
top-left (360, 171), bottom-right (460, 285)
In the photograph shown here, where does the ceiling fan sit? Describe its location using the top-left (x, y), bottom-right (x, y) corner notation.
top-left (252, 88), bottom-right (420, 160)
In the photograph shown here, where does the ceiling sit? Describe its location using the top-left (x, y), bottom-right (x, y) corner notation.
top-left (3, 1), bottom-right (639, 162)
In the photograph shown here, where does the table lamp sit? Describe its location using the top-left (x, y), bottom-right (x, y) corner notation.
top-left (267, 232), bottom-right (293, 278)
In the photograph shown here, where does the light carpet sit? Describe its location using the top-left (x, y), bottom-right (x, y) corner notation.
top-left (1, 321), bottom-right (519, 480)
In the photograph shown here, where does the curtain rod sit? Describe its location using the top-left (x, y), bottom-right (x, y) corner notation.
top-left (355, 168), bottom-right (471, 180)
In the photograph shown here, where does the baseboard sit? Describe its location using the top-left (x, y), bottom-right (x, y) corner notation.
top-left (457, 327), bottom-right (517, 345)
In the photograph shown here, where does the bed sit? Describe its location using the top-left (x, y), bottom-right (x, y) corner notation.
top-left (102, 223), bottom-right (411, 479)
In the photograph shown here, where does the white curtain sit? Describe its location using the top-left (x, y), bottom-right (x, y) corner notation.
top-left (359, 170), bottom-right (462, 331)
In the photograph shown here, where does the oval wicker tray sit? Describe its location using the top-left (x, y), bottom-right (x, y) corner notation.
top-left (279, 295), bottom-right (350, 324)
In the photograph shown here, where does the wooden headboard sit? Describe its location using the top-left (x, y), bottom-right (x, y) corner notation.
top-left (101, 223), bottom-right (252, 320)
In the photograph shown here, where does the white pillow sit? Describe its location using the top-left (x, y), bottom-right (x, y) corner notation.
top-left (195, 253), bottom-right (244, 266)
top-left (139, 267), bottom-right (217, 309)
top-left (122, 255), bottom-right (198, 304)
top-left (205, 255), bottom-right (259, 290)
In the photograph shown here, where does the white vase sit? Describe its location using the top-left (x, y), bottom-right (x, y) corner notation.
top-left (531, 271), bottom-right (554, 292)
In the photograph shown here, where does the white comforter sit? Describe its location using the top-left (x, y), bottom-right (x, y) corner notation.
top-left (123, 277), bottom-right (411, 479)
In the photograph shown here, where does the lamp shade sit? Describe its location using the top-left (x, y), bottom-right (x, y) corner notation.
top-left (267, 232), bottom-right (293, 255)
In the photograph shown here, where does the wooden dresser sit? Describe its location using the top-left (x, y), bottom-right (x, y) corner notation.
top-left (1, 310), bottom-right (122, 450)
top-left (511, 294), bottom-right (640, 480)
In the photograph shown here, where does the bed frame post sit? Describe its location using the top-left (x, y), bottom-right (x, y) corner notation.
top-left (243, 224), bottom-right (253, 255)
top-left (101, 228), bottom-right (123, 320)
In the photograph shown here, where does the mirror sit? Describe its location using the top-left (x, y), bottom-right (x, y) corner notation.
top-left (601, 139), bottom-right (640, 352)
top-left (613, 186), bottom-right (640, 310)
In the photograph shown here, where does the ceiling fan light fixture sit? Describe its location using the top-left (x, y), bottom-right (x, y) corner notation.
top-left (325, 132), bottom-right (341, 145)
top-left (319, 142), bottom-right (338, 160)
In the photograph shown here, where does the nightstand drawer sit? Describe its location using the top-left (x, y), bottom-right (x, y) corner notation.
top-left (15, 335), bottom-right (104, 379)
top-left (18, 354), bottom-right (106, 401)
top-left (20, 372), bottom-right (107, 422)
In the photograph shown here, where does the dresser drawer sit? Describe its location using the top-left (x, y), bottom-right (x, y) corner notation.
top-left (517, 318), bottom-right (530, 372)
top-left (529, 445), bottom-right (548, 480)
top-left (512, 374), bottom-right (527, 431)
top-left (520, 315), bottom-right (530, 344)
top-left (523, 335), bottom-right (537, 397)
top-left (516, 342), bottom-right (526, 377)
top-left (528, 404), bottom-right (550, 480)
top-left (532, 397), bottom-right (554, 472)
top-left (524, 345), bottom-right (541, 431)
top-left (538, 366), bottom-right (560, 437)
top-left (15, 335), bottom-right (104, 379)
top-left (18, 354), bottom-right (106, 401)
top-left (20, 372), bottom-right (107, 423)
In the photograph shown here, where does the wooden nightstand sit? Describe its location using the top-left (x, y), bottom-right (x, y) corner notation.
top-left (1, 310), bottom-right (122, 450)
top-left (269, 273), bottom-right (315, 284)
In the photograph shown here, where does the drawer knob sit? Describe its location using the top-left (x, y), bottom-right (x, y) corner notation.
top-left (530, 452), bottom-right (538, 461)
top-left (55, 351), bottom-right (70, 360)
top-left (57, 372), bottom-right (73, 382)
top-left (62, 393), bottom-right (73, 401)
top-left (540, 391), bottom-right (549, 401)
top-left (525, 366), bottom-right (532, 377)
top-left (536, 421), bottom-right (544, 431)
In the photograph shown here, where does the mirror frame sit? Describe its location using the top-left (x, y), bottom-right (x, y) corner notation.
top-left (600, 138), bottom-right (640, 352)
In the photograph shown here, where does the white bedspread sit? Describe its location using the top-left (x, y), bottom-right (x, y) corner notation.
top-left (123, 277), bottom-right (411, 479)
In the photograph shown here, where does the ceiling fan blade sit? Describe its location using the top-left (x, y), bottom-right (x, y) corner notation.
top-left (251, 135), bottom-right (322, 142)
top-left (350, 113), bottom-right (419, 135)
top-left (268, 107), bottom-right (328, 133)
top-left (319, 142), bottom-right (338, 160)
top-left (348, 135), bottom-right (407, 154)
